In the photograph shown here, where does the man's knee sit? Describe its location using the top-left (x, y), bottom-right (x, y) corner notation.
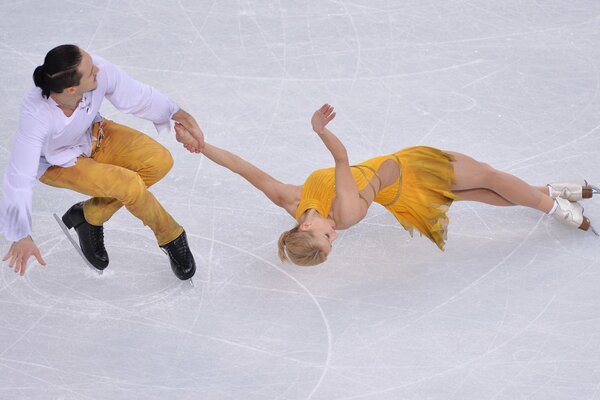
top-left (139, 146), bottom-right (174, 186)
top-left (145, 146), bottom-right (173, 183)
top-left (156, 147), bottom-right (174, 176)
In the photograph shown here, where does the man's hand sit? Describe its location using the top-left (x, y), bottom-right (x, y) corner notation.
top-left (171, 108), bottom-right (205, 153)
top-left (3, 236), bottom-right (47, 276)
top-left (174, 122), bottom-right (201, 150)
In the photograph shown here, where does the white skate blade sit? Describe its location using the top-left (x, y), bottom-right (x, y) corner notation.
top-left (591, 225), bottom-right (599, 237)
top-left (53, 213), bottom-right (103, 275)
top-left (188, 278), bottom-right (195, 287)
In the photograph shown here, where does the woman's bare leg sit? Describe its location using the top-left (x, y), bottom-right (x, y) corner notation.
top-left (454, 188), bottom-right (513, 206)
top-left (447, 151), bottom-right (554, 213)
top-left (454, 187), bottom-right (549, 206)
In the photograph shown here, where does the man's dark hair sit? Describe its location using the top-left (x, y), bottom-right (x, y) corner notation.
top-left (32, 44), bottom-right (83, 98)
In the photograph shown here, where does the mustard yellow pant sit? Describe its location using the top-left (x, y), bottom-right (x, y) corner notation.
top-left (39, 119), bottom-right (183, 246)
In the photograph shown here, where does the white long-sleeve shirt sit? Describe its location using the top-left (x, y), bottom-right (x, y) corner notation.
top-left (0, 55), bottom-right (180, 242)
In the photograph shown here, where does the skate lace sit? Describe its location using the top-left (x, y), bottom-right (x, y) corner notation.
top-left (89, 225), bottom-right (106, 253)
top-left (163, 235), bottom-right (190, 262)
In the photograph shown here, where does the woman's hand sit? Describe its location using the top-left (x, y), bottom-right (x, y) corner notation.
top-left (171, 109), bottom-right (204, 153)
top-left (174, 122), bottom-right (202, 152)
top-left (311, 104), bottom-right (336, 135)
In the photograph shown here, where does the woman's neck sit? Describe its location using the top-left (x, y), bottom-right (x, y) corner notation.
top-left (299, 208), bottom-right (318, 224)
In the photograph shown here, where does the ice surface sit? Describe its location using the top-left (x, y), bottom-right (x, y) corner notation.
top-left (1, 1), bottom-right (600, 399)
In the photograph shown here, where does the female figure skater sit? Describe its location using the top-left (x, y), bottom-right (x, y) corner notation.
top-left (175, 104), bottom-right (598, 266)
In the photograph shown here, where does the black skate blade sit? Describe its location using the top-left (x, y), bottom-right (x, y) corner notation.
top-left (53, 213), bottom-right (103, 275)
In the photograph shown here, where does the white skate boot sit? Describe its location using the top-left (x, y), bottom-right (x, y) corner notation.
top-left (553, 197), bottom-right (598, 235)
top-left (547, 180), bottom-right (600, 201)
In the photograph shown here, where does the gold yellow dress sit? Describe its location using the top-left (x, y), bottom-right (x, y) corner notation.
top-left (295, 146), bottom-right (458, 250)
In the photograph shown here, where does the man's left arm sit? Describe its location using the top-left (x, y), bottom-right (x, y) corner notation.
top-left (97, 55), bottom-right (204, 152)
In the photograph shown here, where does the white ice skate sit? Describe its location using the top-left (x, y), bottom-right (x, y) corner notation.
top-left (548, 180), bottom-right (600, 201)
top-left (552, 198), bottom-right (598, 236)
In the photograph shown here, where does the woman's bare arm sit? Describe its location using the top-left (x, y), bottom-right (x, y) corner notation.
top-left (311, 104), bottom-right (367, 226)
top-left (175, 123), bottom-right (298, 216)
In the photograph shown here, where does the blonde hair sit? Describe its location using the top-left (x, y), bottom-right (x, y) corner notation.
top-left (278, 225), bottom-right (328, 266)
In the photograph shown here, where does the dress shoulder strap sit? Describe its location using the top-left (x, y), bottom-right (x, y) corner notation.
top-left (350, 165), bottom-right (381, 197)
top-left (378, 154), bottom-right (403, 207)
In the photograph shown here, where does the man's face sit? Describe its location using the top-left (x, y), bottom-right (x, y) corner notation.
top-left (75, 50), bottom-right (99, 93)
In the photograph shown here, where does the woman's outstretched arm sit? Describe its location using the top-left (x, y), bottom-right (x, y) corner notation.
top-left (311, 104), bottom-right (367, 226)
top-left (175, 123), bottom-right (298, 216)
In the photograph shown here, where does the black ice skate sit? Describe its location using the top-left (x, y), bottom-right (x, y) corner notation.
top-left (548, 180), bottom-right (600, 201)
top-left (60, 202), bottom-right (109, 271)
top-left (160, 230), bottom-right (196, 280)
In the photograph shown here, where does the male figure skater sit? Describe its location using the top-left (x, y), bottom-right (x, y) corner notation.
top-left (1, 44), bottom-right (203, 280)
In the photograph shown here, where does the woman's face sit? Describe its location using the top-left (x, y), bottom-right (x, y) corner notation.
top-left (300, 215), bottom-right (337, 255)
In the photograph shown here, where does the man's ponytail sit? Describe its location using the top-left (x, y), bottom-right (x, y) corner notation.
top-left (32, 44), bottom-right (82, 98)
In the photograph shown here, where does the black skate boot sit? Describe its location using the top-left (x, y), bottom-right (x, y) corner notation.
top-left (61, 202), bottom-right (109, 270)
top-left (160, 231), bottom-right (196, 280)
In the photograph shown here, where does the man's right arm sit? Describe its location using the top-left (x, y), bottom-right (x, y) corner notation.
top-left (1, 114), bottom-right (46, 241)
top-left (1, 106), bottom-right (48, 275)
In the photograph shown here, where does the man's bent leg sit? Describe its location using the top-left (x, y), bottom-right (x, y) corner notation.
top-left (40, 157), bottom-right (182, 246)
top-left (82, 119), bottom-right (175, 226)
